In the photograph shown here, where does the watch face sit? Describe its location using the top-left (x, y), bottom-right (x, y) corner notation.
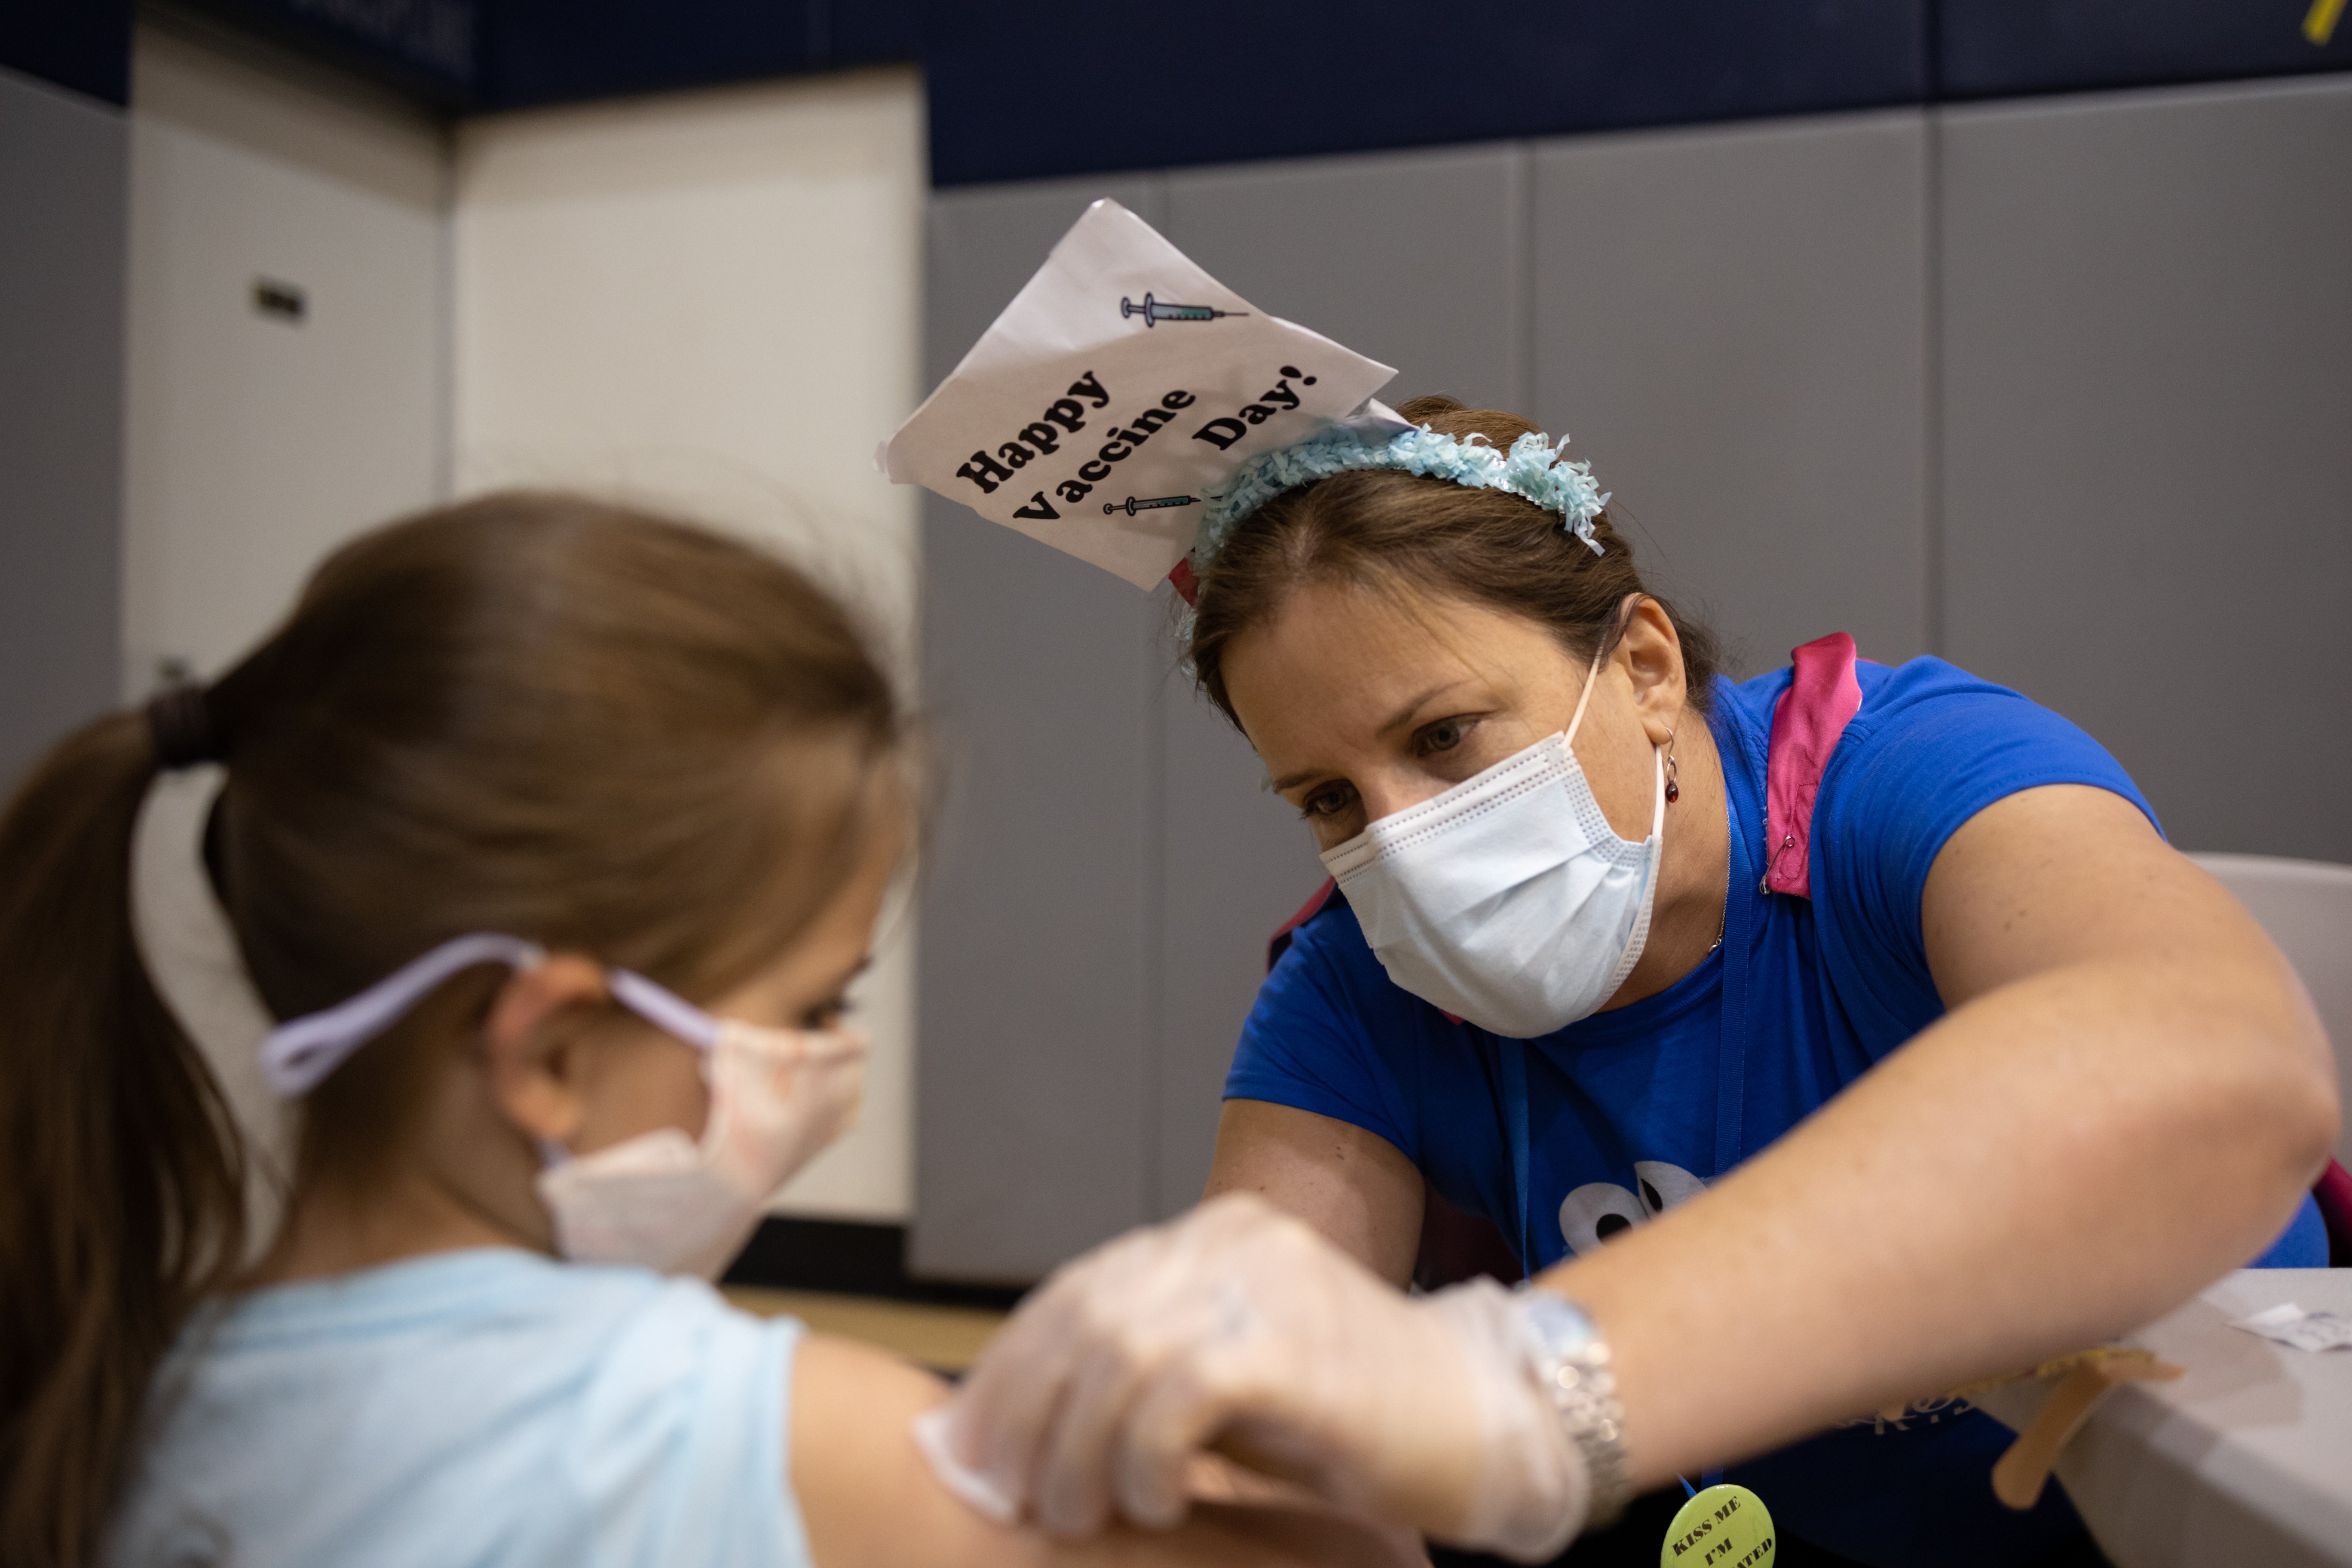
top-left (1521, 1291), bottom-right (1600, 1357)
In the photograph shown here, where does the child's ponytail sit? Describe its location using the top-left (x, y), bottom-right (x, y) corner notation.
top-left (0, 490), bottom-right (907, 1565)
top-left (0, 707), bottom-right (248, 1567)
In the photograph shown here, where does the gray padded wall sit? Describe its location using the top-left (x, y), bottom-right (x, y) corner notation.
top-left (916, 93), bottom-right (2348, 1280)
top-left (1144, 648), bottom-right (1321, 1217)
top-left (1148, 148), bottom-right (1527, 1213)
top-left (1940, 77), bottom-right (2352, 861)
top-left (917, 155), bottom-right (1541, 1258)
top-left (0, 68), bottom-right (126, 790)
top-left (1164, 146), bottom-right (1531, 413)
top-left (1531, 113), bottom-right (1930, 674)
top-left (913, 177), bottom-right (1173, 1280)
top-left (919, 123), bottom-right (1940, 1276)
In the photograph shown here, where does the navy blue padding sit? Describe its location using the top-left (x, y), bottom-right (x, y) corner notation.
top-left (172, 0), bottom-right (478, 105)
top-left (0, 0), bottom-right (131, 106)
top-left (480, 0), bottom-right (921, 110)
top-left (827, 0), bottom-right (922, 69)
top-left (119, 0), bottom-right (2352, 146)
top-left (925, 0), bottom-right (1926, 188)
top-left (483, 0), bottom-right (809, 108)
top-left (1939, 0), bottom-right (2352, 101)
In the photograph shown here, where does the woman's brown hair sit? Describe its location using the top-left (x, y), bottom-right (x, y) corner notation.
top-left (1187, 395), bottom-right (1722, 723)
top-left (0, 492), bottom-right (904, 1565)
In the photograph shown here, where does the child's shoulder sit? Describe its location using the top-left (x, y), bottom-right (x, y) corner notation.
top-left (191, 1246), bottom-right (739, 1345)
top-left (116, 1250), bottom-right (807, 1568)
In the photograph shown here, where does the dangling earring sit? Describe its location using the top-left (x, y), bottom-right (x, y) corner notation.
top-left (1663, 728), bottom-right (1681, 804)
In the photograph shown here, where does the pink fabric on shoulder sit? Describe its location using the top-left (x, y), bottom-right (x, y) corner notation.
top-left (1266, 877), bottom-right (1340, 971)
top-left (1763, 633), bottom-right (1864, 900)
top-left (2315, 1158), bottom-right (2352, 1267)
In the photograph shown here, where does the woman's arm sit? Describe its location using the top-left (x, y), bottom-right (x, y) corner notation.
top-left (933, 784), bottom-right (2337, 1550)
top-left (1548, 783), bottom-right (2339, 1487)
top-left (1203, 1099), bottom-right (1425, 1287)
top-left (790, 1332), bottom-right (1427, 1568)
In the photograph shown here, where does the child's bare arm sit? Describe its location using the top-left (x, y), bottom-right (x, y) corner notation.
top-left (790, 1333), bottom-right (1427, 1568)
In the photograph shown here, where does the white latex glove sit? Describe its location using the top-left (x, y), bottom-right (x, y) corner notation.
top-left (925, 1194), bottom-right (1592, 1562)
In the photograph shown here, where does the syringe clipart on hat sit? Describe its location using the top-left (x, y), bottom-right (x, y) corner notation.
top-left (1103, 494), bottom-right (1201, 517)
top-left (877, 197), bottom-right (1398, 592)
top-left (1120, 292), bottom-right (1247, 327)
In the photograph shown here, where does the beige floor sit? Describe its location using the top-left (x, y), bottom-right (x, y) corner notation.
top-left (723, 1286), bottom-right (1006, 1372)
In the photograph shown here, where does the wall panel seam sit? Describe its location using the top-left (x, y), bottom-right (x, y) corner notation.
top-left (1140, 168), bottom-right (1170, 1221)
top-left (1923, 107), bottom-right (1945, 660)
top-left (1506, 139), bottom-right (1534, 418)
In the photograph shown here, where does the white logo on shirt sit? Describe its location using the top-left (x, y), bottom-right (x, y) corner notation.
top-left (1557, 1159), bottom-right (1706, 1255)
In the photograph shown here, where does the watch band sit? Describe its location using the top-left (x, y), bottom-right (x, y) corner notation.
top-left (1513, 1289), bottom-right (1632, 1530)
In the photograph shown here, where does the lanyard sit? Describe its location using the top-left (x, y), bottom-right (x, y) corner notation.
top-left (1504, 805), bottom-right (1758, 1276)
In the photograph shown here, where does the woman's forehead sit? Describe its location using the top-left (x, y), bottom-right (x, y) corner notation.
top-left (1235, 579), bottom-right (1560, 690)
top-left (1225, 580), bottom-right (1568, 745)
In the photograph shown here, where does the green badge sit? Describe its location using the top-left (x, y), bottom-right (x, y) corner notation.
top-left (1660, 1483), bottom-right (1774, 1568)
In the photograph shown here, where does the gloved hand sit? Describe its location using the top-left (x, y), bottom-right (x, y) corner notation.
top-left (924, 1193), bottom-right (1593, 1562)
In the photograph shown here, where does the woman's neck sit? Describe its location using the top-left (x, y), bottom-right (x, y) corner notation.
top-left (1599, 714), bottom-right (1731, 1012)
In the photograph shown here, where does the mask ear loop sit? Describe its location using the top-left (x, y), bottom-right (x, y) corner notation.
top-left (1563, 593), bottom-right (1652, 751)
top-left (1563, 604), bottom-right (1670, 850)
top-left (536, 968), bottom-right (868, 1168)
top-left (260, 932), bottom-right (547, 1096)
top-left (607, 968), bottom-right (721, 1052)
top-left (531, 967), bottom-right (725, 1171)
top-left (1562, 641), bottom-right (1610, 750)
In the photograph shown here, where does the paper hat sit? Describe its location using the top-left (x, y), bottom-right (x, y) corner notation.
top-left (878, 199), bottom-right (1401, 593)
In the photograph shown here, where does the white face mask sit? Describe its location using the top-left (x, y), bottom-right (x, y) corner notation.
top-left (537, 969), bottom-right (865, 1278)
top-left (1317, 649), bottom-right (1666, 1038)
top-left (260, 933), bottom-right (868, 1279)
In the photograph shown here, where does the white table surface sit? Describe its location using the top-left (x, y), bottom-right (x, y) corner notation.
top-left (1975, 1269), bottom-right (2352, 1568)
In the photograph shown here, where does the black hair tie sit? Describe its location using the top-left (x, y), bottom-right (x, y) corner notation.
top-left (145, 684), bottom-right (220, 771)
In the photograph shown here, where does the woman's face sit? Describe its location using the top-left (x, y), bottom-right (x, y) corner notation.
top-left (1221, 578), bottom-right (1680, 854)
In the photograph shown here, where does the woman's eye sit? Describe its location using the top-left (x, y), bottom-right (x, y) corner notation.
top-left (1415, 717), bottom-right (1474, 755)
top-left (1298, 784), bottom-right (1354, 820)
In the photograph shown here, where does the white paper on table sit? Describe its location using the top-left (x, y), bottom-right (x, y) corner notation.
top-left (2226, 1301), bottom-right (2352, 1351)
top-left (877, 199), bottom-right (1399, 590)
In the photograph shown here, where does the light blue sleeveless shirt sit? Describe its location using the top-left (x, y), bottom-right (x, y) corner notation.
top-left (107, 1249), bottom-right (811, 1568)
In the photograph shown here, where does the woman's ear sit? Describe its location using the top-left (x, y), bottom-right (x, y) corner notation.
top-left (1619, 597), bottom-right (1689, 745)
top-left (480, 955), bottom-right (612, 1149)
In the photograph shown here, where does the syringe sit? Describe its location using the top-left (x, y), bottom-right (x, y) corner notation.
top-left (1104, 494), bottom-right (1201, 516)
top-left (1121, 293), bottom-right (1247, 328)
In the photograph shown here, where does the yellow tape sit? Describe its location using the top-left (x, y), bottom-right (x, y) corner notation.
top-left (2308, 0), bottom-right (2347, 47)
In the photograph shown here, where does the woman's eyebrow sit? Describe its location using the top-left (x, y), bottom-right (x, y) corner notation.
top-left (1268, 766), bottom-right (1326, 793)
top-left (1266, 682), bottom-right (1478, 793)
top-left (1377, 680), bottom-right (1473, 737)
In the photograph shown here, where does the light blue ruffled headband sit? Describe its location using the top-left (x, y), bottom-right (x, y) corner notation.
top-left (1185, 417), bottom-right (1611, 579)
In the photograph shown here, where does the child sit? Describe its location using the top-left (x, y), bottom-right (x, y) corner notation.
top-left (0, 493), bottom-right (1413, 1568)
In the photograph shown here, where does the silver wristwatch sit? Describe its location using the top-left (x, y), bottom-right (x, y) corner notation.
top-left (1513, 1288), bottom-right (1632, 1529)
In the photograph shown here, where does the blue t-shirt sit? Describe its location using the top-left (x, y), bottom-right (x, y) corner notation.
top-left (1226, 656), bottom-right (2324, 1567)
top-left (107, 1250), bottom-right (812, 1568)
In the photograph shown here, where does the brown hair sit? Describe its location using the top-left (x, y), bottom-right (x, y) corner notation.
top-left (0, 492), bottom-right (905, 1565)
top-left (1188, 395), bottom-right (1722, 724)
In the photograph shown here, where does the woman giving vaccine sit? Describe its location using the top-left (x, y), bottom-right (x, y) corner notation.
top-left (928, 397), bottom-right (2341, 1566)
